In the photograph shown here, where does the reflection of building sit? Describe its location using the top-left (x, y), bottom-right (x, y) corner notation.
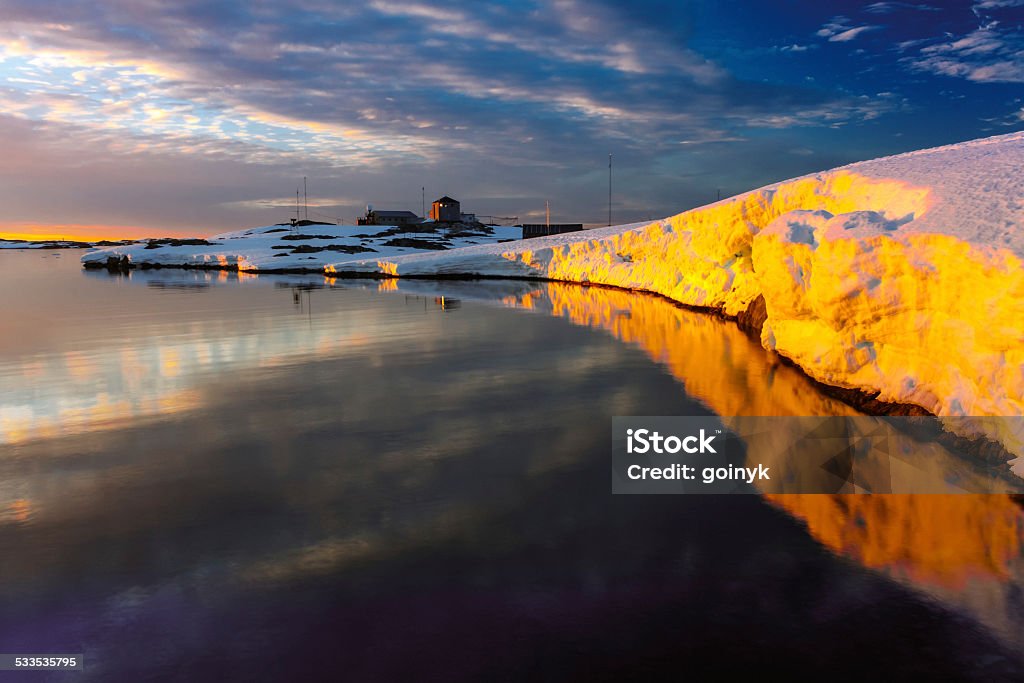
top-left (429, 196), bottom-right (461, 222)
top-left (433, 296), bottom-right (461, 311)
top-left (521, 223), bottom-right (584, 239)
top-left (358, 206), bottom-right (421, 226)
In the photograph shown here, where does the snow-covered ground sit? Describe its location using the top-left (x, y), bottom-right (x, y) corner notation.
top-left (82, 132), bottom-right (1024, 473)
top-left (81, 222), bottom-right (522, 271)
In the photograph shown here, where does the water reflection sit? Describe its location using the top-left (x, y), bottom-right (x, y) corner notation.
top-left (0, 252), bottom-right (1022, 678)
top-left (515, 282), bottom-right (859, 417)
top-left (0, 280), bottom-right (388, 445)
top-left (496, 282), bottom-right (1019, 494)
top-left (494, 281), bottom-right (1024, 648)
top-left (765, 494), bottom-right (1024, 649)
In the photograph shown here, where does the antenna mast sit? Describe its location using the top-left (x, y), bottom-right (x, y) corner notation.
top-left (546, 200), bottom-right (550, 228)
top-left (303, 177), bottom-right (308, 220)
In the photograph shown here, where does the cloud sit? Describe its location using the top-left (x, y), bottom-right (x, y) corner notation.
top-left (830, 26), bottom-right (882, 42)
top-left (979, 106), bottom-right (1024, 129)
top-left (973, 0), bottom-right (1024, 8)
top-left (0, 2), bottom-right (890, 169)
top-left (909, 25), bottom-right (1024, 83)
top-left (865, 2), bottom-right (939, 13)
top-left (219, 196), bottom-right (365, 211)
top-left (0, 1), bottom-right (725, 163)
top-left (816, 17), bottom-right (883, 43)
top-left (738, 92), bottom-right (906, 129)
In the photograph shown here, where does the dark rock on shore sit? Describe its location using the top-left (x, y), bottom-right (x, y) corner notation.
top-left (382, 238), bottom-right (450, 250)
top-left (289, 244), bottom-right (378, 254)
top-left (736, 294), bottom-right (768, 337)
top-left (279, 233), bottom-right (338, 241)
top-left (144, 238), bottom-right (220, 249)
top-left (83, 254), bottom-right (132, 272)
top-left (273, 219), bottom-right (333, 228)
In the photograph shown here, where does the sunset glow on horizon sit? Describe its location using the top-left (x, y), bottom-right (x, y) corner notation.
top-left (0, 222), bottom-right (197, 241)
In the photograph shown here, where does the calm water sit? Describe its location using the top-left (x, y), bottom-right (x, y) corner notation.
top-left (0, 250), bottom-right (1022, 681)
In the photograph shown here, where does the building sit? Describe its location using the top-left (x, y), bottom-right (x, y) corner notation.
top-left (357, 206), bottom-right (422, 226)
top-left (521, 223), bottom-right (584, 239)
top-left (429, 196), bottom-right (461, 222)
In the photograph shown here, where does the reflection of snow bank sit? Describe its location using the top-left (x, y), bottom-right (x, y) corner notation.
top-left (766, 494), bottom-right (1024, 650)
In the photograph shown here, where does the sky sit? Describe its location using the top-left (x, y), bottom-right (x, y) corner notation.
top-left (0, 0), bottom-right (1022, 239)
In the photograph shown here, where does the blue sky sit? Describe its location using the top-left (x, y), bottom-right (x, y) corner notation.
top-left (0, 0), bottom-right (1021, 237)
